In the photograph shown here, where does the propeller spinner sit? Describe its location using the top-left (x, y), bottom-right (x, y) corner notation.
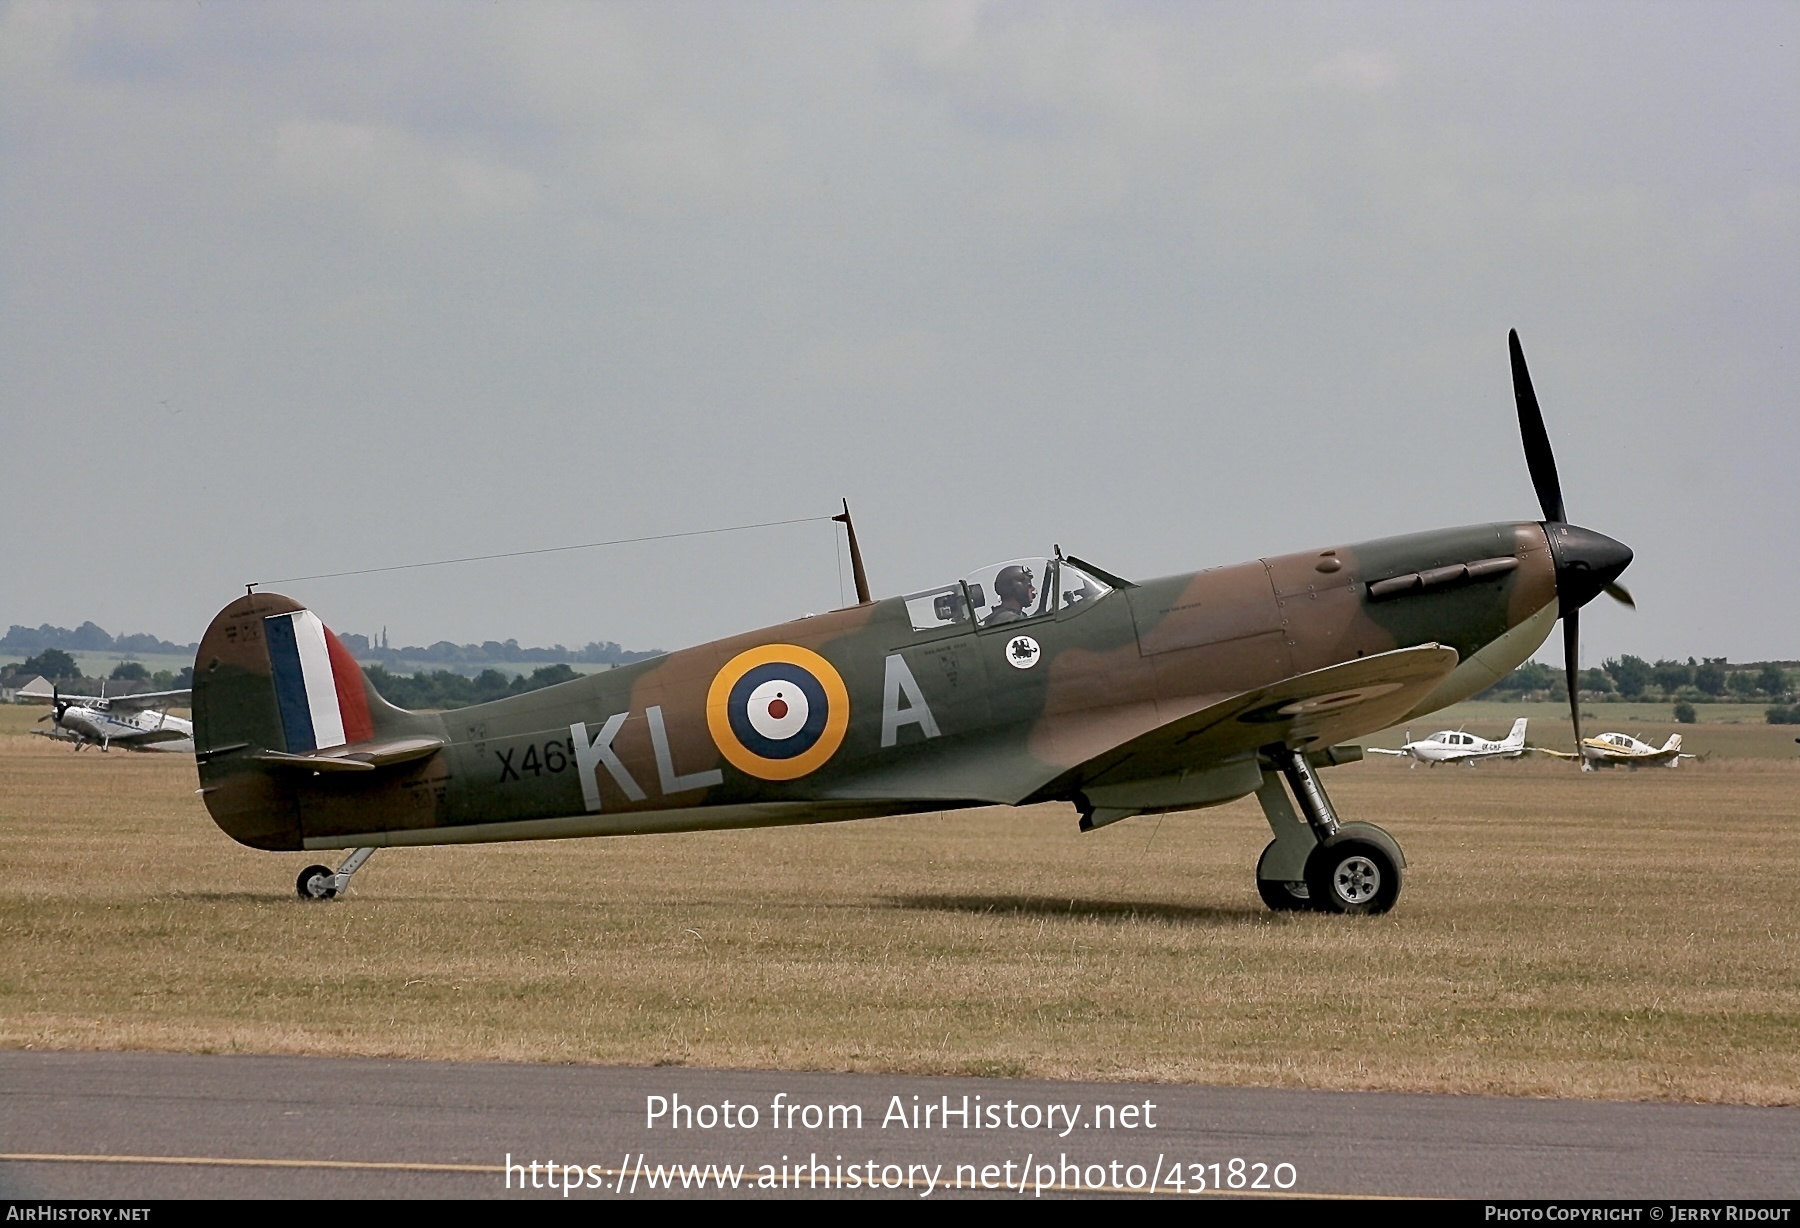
top-left (1509, 329), bottom-right (1634, 760)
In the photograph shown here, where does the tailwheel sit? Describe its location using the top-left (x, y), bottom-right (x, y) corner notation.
top-left (294, 847), bottom-right (375, 901)
top-left (296, 864), bottom-right (336, 900)
top-left (1255, 841), bottom-right (1312, 911)
top-left (1305, 836), bottom-right (1401, 915)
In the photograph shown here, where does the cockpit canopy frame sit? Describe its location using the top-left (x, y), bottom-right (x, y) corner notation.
top-left (901, 556), bottom-right (1113, 635)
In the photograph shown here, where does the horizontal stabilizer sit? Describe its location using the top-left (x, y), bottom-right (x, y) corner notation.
top-left (250, 734), bottom-right (444, 773)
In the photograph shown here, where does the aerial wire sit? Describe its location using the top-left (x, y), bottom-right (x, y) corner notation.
top-left (257, 514), bottom-right (836, 587)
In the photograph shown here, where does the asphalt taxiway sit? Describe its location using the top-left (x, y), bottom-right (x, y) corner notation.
top-left (2, 1051), bottom-right (1795, 1199)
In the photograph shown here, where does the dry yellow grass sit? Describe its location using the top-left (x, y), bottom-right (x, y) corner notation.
top-left (2, 703), bottom-right (1796, 1103)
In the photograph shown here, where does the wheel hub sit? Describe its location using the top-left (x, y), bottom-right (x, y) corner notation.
top-left (1331, 855), bottom-right (1382, 905)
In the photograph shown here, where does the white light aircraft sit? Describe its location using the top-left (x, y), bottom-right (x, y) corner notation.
top-left (1366, 718), bottom-right (1529, 767)
top-left (1536, 731), bottom-right (1695, 771)
top-left (22, 680), bottom-right (194, 753)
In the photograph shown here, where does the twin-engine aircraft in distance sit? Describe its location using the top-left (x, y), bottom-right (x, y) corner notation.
top-left (22, 680), bottom-right (194, 753)
top-left (193, 331), bottom-right (1633, 915)
top-left (1366, 718), bottom-right (1530, 767)
top-left (1536, 731), bottom-right (1695, 770)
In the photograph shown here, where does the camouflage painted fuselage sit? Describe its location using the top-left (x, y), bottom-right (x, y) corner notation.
top-left (195, 521), bottom-right (1558, 853)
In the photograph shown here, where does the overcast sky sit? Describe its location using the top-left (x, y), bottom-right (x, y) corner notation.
top-left (2, 1), bottom-right (1794, 664)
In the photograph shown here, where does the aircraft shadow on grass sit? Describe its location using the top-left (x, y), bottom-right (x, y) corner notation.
top-left (886, 893), bottom-right (1267, 925)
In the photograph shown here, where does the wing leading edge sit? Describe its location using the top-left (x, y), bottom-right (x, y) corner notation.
top-left (1065, 644), bottom-right (1461, 795)
top-left (821, 644), bottom-right (1459, 812)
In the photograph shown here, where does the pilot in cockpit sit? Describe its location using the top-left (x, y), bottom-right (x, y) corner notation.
top-left (981, 565), bottom-right (1037, 626)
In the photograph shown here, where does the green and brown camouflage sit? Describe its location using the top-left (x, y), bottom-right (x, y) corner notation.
top-left (192, 517), bottom-right (1613, 905)
top-left (193, 334), bottom-right (1634, 913)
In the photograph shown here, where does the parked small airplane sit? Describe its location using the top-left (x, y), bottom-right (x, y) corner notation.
top-left (192, 330), bottom-right (1633, 915)
top-left (1366, 718), bottom-right (1529, 767)
top-left (23, 681), bottom-right (194, 753)
top-left (1536, 731), bottom-right (1694, 770)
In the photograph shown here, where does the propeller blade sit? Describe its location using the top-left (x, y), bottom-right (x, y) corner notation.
top-left (1564, 612), bottom-right (1583, 760)
top-left (1511, 329), bottom-right (1566, 524)
top-left (1603, 581), bottom-right (1635, 609)
top-left (36, 713), bottom-right (51, 723)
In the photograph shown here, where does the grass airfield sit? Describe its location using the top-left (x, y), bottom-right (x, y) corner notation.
top-left (2, 703), bottom-right (1796, 1105)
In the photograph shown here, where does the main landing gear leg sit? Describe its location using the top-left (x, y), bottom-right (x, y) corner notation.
top-left (1254, 747), bottom-right (1405, 915)
top-left (1252, 767), bottom-right (1318, 911)
top-left (296, 847), bottom-right (376, 901)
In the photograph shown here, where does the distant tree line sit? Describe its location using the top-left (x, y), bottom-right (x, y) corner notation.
top-left (3, 620), bottom-right (660, 681)
top-left (339, 632), bottom-right (660, 670)
top-left (1480, 655), bottom-right (1794, 718)
top-left (0, 649), bottom-right (193, 692)
top-left (3, 647), bottom-right (578, 711)
top-left (2, 623), bottom-right (196, 656)
top-left (362, 664), bottom-right (584, 710)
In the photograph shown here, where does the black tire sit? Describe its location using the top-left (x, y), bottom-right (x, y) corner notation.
top-left (1255, 841), bottom-right (1313, 911)
top-left (1257, 876), bottom-right (1312, 911)
top-left (296, 864), bottom-right (336, 900)
top-left (1305, 838), bottom-right (1401, 915)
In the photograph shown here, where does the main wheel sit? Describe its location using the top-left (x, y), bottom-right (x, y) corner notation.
top-left (296, 864), bottom-right (336, 900)
top-left (1305, 838), bottom-right (1401, 915)
top-left (1255, 841), bottom-right (1313, 911)
top-left (1257, 877), bottom-right (1312, 911)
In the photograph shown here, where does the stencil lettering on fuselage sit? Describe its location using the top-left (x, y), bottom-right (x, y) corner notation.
top-left (571, 714), bottom-right (645, 811)
top-left (881, 653), bottom-right (941, 747)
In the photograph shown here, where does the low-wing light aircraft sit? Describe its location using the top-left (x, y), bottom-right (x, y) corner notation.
top-left (193, 331), bottom-right (1633, 915)
top-left (24, 682), bottom-right (194, 752)
top-left (1366, 718), bottom-right (1529, 767)
top-left (1536, 731), bottom-right (1694, 770)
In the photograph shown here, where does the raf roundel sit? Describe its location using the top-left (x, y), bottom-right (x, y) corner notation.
top-left (707, 644), bottom-right (851, 781)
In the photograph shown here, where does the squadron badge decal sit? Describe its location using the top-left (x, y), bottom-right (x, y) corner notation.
top-left (1005, 635), bottom-right (1041, 669)
top-left (707, 644), bottom-right (850, 780)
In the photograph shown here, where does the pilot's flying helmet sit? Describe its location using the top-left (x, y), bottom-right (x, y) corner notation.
top-left (995, 565), bottom-right (1035, 604)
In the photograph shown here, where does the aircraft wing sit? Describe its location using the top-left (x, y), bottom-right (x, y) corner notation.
top-left (1066, 644), bottom-right (1460, 791)
top-left (1363, 746), bottom-right (1409, 756)
top-left (19, 688), bottom-right (191, 711)
top-left (824, 644), bottom-right (1459, 808)
top-left (102, 689), bottom-right (191, 712)
top-left (1530, 747), bottom-right (1581, 759)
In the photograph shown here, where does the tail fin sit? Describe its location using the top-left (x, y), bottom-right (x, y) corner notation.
top-left (1662, 733), bottom-right (1682, 752)
top-left (193, 592), bottom-right (428, 849)
top-left (1507, 717), bottom-right (1528, 746)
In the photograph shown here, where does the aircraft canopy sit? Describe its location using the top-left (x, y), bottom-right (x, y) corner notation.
top-left (901, 557), bottom-right (1112, 633)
